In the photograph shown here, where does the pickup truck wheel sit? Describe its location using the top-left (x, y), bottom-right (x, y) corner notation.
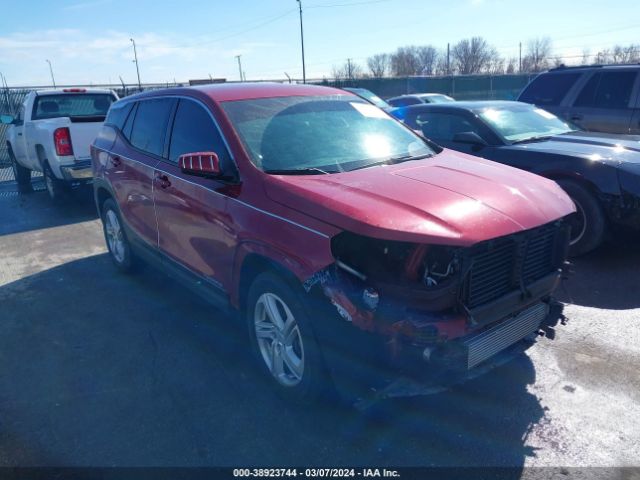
top-left (558, 180), bottom-right (606, 256)
top-left (8, 147), bottom-right (33, 192)
top-left (246, 272), bottom-right (330, 403)
top-left (101, 199), bottom-right (135, 273)
top-left (43, 163), bottom-right (67, 202)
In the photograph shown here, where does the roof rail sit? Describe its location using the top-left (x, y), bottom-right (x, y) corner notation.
top-left (549, 63), bottom-right (640, 71)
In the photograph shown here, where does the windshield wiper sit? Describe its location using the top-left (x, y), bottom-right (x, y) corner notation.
top-left (348, 153), bottom-right (432, 171)
top-left (511, 135), bottom-right (554, 145)
top-left (264, 167), bottom-right (332, 175)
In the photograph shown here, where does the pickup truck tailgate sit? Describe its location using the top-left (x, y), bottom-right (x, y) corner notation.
top-left (68, 120), bottom-right (104, 160)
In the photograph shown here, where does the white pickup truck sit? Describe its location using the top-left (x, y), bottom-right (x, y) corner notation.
top-left (1, 88), bottom-right (118, 200)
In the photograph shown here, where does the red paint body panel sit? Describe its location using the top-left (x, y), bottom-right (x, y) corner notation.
top-left (264, 150), bottom-right (574, 246)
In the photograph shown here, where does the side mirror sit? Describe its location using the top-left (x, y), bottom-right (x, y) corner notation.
top-left (453, 131), bottom-right (487, 146)
top-left (178, 152), bottom-right (221, 178)
top-left (0, 115), bottom-right (15, 125)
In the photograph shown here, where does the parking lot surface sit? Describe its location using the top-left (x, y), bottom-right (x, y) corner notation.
top-left (0, 187), bottom-right (639, 472)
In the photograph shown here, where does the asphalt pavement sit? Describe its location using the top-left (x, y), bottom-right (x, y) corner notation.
top-left (0, 186), bottom-right (638, 476)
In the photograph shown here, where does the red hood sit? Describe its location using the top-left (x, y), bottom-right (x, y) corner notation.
top-left (264, 150), bottom-right (575, 246)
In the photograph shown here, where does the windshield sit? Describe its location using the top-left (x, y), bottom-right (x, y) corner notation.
top-left (478, 105), bottom-right (576, 142)
top-left (421, 94), bottom-right (454, 104)
top-left (348, 89), bottom-right (391, 109)
top-left (221, 95), bottom-right (434, 173)
top-left (32, 93), bottom-right (116, 120)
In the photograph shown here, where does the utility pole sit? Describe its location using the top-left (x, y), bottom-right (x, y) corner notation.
top-left (296, 0), bottom-right (306, 83)
top-left (519, 42), bottom-right (522, 73)
top-left (46, 59), bottom-right (56, 88)
top-left (235, 55), bottom-right (243, 82)
top-left (130, 38), bottom-right (142, 88)
top-left (446, 43), bottom-right (450, 76)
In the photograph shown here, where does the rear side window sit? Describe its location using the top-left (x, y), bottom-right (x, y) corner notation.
top-left (390, 97), bottom-right (421, 107)
top-left (168, 99), bottom-right (231, 167)
top-left (32, 94), bottom-right (116, 120)
top-left (413, 112), bottom-right (481, 141)
top-left (129, 98), bottom-right (174, 157)
top-left (519, 73), bottom-right (581, 106)
top-left (574, 71), bottom-right (637, 109)
top-left (105, 102), bottom-right (133, 130)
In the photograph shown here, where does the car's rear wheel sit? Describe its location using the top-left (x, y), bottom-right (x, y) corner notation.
top-left (558, 180), bottom-right (606, 256)
top-left (101, 198), bottom-right (135, 273)
top-left (43, 162), bottom-right (67, 202)
top-left (246, 272), bottom-right (329, 402)
top-left (8, 146), bottom-right (32, 193)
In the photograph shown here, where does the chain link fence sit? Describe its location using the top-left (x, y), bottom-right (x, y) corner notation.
top-left (321, 73), bottom-right (535, 101)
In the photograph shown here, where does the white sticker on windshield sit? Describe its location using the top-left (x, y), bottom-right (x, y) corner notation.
top-left (350, 102), bottom-right (387, 118)
top-left (534, 108), bottom-right (557, 120)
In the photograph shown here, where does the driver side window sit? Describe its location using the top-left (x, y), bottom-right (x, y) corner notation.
top-left (415, 112), bottom-right (480, 142)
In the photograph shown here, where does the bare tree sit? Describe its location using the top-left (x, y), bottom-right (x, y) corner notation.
top-left (505, 57), bottom-right (517, 74)
top-left (390, 46), bottom-right (422, 76)
top-left (581, 48), bottom-right (591, 65)
top-left (611, 44), bottom-right (640, 64)
top-left (594, 48), bottom-right (611, 65)
top-left (367, 53), bottom-right (390, 77)
top-left (522, 37), bottom-right (552, 72)
top-left (332, 58), bottom-right (364, 80)
top-left (451, 37), bottom-right (498, 74)
top-left (416, 46), bottom-right (439, 75)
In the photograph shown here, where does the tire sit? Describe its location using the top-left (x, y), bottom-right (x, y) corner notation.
top-left (101, 198), bottom-right (136, 273)
top-left (43, 162), bottom-right (67, 202)
top-left (558, 180), bottom-right (606, 256)
top-left (8, 145), bottom-right (33, 193)
top-left (246, 272), bottom-right (330, 403)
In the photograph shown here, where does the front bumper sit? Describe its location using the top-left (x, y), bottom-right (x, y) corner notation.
top-left (60, 159), bottom-right (93, 181)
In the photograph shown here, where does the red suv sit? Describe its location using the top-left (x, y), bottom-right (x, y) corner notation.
top-left (91, 83), bottom-right (574, 402)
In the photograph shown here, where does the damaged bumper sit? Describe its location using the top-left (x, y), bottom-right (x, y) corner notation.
top-left (306, 220), bottom-right (570, 394)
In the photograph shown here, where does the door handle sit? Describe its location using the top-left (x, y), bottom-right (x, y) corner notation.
top-left (17, 133), bottom-right (22, 136)
top-left (570, 114), bottom-right (583, 121)
top-left (111, 156), bottom-right (122, 168)
top-left (155, 172), bottom-right (171, 189)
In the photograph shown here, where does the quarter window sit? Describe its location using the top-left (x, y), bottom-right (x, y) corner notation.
top-left (105, 102), bottom-right (133, 130)
top-left (129, 99), bottom-right (174, 157)
top-left (168, 99), bottom-right (230, 166)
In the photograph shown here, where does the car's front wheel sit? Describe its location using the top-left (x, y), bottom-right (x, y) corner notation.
top-left (246, 272), bottom-right (329, 402)
top-left (558, 180), bottom-right (606, 256)
top-left (101, 198), bottom-right (136, 273)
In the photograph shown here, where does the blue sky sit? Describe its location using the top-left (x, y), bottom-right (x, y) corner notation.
top-left (0, 0), bottom-right (638, 86)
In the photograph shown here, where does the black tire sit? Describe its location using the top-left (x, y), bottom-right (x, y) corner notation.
top-left (558, 180), bottom-right (606, 256)
top-left (8, 145), bottom-right (33, 193)
top-left (101, 198), bottom-right (136, 273)
top-left (43, 162), bottom-right (68, 202)
top-left (246, 272), bottom-right (330, 403)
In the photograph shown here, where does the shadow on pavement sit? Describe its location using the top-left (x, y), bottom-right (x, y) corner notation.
top-left (0, 254), bottom-right (545, 472)
top-left (558, 233), bottom-right (640, 310)
top-left (0, 187), bottom-right (97, 237)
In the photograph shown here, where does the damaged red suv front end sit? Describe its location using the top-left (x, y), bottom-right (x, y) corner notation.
top-left (215, 86), bottom-right (576, 398)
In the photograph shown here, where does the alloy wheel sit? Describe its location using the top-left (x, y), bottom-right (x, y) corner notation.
top-left (254, 292), bottom-right (305, 387)
top-left (568, 198), bottom-right (588, 246)
top-left (105, 209), bottom-right (126, 263)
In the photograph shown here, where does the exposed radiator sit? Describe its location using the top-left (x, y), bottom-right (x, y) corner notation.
top-left (463, 302), bottom-right (548, 369)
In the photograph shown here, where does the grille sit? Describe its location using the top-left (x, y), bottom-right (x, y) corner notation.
top-left (464, 223), bottom-right (562, 309)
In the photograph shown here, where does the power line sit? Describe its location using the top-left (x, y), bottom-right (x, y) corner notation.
top-left (306, 0), bottom-right (392, 8)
